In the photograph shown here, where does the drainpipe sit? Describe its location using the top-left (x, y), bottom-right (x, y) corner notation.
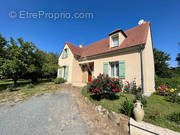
top-left (140, 45), bottom-right (144, 94)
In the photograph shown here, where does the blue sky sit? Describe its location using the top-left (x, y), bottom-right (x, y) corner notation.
top-left (0, 0), bottom-right (179, 67)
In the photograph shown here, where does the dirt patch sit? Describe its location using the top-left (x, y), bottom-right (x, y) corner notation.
top-left (70, 86), bottom-right (129, 135)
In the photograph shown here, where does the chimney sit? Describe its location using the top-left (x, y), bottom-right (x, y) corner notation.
top-left (79, 44), bottom-right (83, 48)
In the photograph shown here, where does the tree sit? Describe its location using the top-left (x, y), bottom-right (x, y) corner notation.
top-left (0, 37), bottom-right (39, 84)
top-left (40, 51), bottom-right (59, 78)
top-left (0, 37), bottom-right (27, 84)
top-left (0, 34), bottom-right (59, 83)
top-left (0, 35), bottom-right (8, 79)
top-left (153, 48), bottom-right (171, 78)
top-left (176, 43), bottom-right (180, 67)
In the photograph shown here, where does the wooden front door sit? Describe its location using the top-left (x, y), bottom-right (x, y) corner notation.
top-left (88, 69), bottom-right (92, 82)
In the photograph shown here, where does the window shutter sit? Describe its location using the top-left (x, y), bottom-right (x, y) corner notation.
top-left (66, 48), bottom-right (69, 57)
top-left (62, 50), bottom-right (64, 59)
top-left (103, 62), bottom-right (108, 75)
top-left (119, 60), bottom-right (125, 79)
top-left (65, 66), bottom-right (69, 81)
top-left (58, 68), bottom-right (62, 78)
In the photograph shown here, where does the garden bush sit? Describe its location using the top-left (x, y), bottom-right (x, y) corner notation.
top-left (87, 73), bottom-right (123, 99)
top-left (123, 81), bottom-right (130, 93)
top-left (26, 83), bottom-right (34, 88)
top-left (134, 93), bottom-right (147, 107)
top-left (54, 78), bottom-right (65, 84)
top-left (6, 84), bottom-right (16, 92)
top-left (123, 80), bottom-right (141, 94)
top-left (167, 88), bottom-right (180, 104)
top-left (156, 84), bottom-right (172, 96)
top-left (155, 76), bottom-right (180, 89)
top-left (121, 98), bottom-right (134, 117)
top-left (167, 112), bottom-right (180, 125)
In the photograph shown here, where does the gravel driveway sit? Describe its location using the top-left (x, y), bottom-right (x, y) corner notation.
top-left (0, 88), bottom-right (87, 135)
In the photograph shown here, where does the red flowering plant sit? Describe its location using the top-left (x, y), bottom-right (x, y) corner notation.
top-left (156, 84), bottom-right (171, 96)
top-left (87, 73), bottom-right (123, 99)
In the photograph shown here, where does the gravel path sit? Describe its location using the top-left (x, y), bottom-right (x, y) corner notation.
top-left (0, 88), bottom-right (87, 135)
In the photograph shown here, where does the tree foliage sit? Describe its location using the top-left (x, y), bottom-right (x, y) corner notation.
top-left (37, 50), bottom-right (59, 78)
top-left (176, 43), bottom-right (180, 67)
top-left (0, 37), bottom-right (39, 84)
top-left (0, 34), bottom-right (8, 69)
top-left (153, 48), bottom-right (171, 78)
top-left (0, 34), bottom-right (59, 84)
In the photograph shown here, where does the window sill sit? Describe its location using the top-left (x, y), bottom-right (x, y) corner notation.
top-left (111, 45), bottom-right (119, 49)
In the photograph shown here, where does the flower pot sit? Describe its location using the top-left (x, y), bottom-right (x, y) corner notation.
top-left (133, 100), bottom-right (144, 122)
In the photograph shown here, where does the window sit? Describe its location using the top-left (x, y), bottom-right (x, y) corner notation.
top-left (64, 49), bottom-right (67, 58)
top-left (112, 36), bottom-right (119, 47)
top-left (61, 66), bottom-right (66, 78)
top-left (110, 62), bottom-right (119, 77)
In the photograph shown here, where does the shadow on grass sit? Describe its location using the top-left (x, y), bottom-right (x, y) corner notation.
top-left (0, 79), bottom-right (52, 92)
top-left (90, 94), bottom-right (120, 101)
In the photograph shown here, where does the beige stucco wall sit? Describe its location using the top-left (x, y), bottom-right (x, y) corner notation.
top-left (58, 44), bottom-right (73, 82)
top-left (58, 44), bottom-right (83, 83)
top-left (91, 49), bottom-right (142, 87)
top-left (58, 27), bottom-right (155, 93)
top-left (142, 27), bottom-right (155, 92)
top-left (71, 56), bottom-right (83, 83)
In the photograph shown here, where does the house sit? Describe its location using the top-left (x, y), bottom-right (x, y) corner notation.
top-left (58, 21), bottom-right (155, 94)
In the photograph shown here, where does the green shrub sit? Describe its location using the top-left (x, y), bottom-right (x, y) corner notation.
top-left (124, 80), bottom-right (141, 95)
top-left (167, 112), bottom-right (180, 125)
top-left (26, 83), bottom-right (34, 88)
top-left (130, 81), bottom-right (137, 94)
top-left (167, 88), bottom-right (180, 104)
top-left (155, 77), bottom-right (180, 89)
top-left (121, 98), bottom-right (134, 117)
top-left (54, 78), bottom-right (65, 84)
top-left (6, 85), bottom-right (16, 92)
top-left (87, 73), bottom-right (123, 99)
top-left (156, 84), bottom-right (171, 96)
top-left (134, 93), bottom-right (147, 107)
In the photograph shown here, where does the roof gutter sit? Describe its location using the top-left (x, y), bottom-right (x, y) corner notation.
top-left (79, 43), bottom-right (145, 61)
top-left (139, 44), bottom-right (145, 94)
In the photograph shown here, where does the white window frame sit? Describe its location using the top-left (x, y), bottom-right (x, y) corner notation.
top-left (112, 36), bottom-right (119, 47)
top-left (110, 62), bottom-right (119, 78)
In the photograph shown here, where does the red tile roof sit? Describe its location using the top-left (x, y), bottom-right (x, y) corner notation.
top-left (66, 22), bottom-right (150, 58)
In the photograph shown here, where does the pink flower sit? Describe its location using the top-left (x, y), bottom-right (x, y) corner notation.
top-left (111, 84), bottom-right (115, 87)
top-left (162, 91), bottom-right (166, 93)
top-left (112, 89), bottom-right (115, 91)
top-left (119, 89), bottom-right (121, 91)
top-left (97, 89), bottom-right (100, 92)
top-left (125, 81), bottom-right (130, 88)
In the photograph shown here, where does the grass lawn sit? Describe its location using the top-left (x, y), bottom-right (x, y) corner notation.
top-left (82, 87), bottom-right (180, 132)
top-left (0, 79), bottom-right (62, 103)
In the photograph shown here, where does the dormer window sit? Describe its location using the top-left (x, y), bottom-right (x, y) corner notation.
top-left (112, 36), bottom-right (119, 47)
top-left (109, 29), bottom-right (127, 48)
